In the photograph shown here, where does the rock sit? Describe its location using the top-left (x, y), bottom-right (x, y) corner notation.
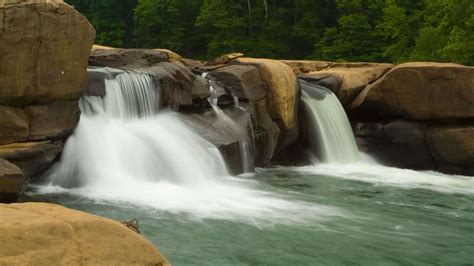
top-left (209, 65), bottom-right (267, 101)
top-left (280, 60), bottom-right (332, 75)
top-left (353, 120), bottom-right (436, 170)
top-left (0, 203), bottom-right (169, 265)
top-left (181, 58), bottom-right (204, 71)
top-left (426, 125), bottom-right (474, 175)
top-left (0, 159), bottom-right (25, 203)
top-left (231, 58), bottom-right (298, 130)
top-left (0, 0), bottom-right (95, 106)
top-left (23, 100), bottom-right (80, 141)
top-left (301, 63), bottom-right (392, 106)
top-left (205, 53), bottom-right (244, 66)
top-left (89, 47), bottom-right (169, 69)
top-left (154, 48), bottom-right (182, 61)
top-left (0, 142), bottom-right (62, 179)
top-left (351, 62), bottom-right (474, 120)
top-left (0, 106), bottom-right (29, 145)
top-left (138, 62), bottom-right (210, 109)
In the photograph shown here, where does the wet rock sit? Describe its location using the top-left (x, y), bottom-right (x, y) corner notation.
top-left (0, 203), bottom-right (169, 265)
top-left (0, 159), bottom-right (25, 203)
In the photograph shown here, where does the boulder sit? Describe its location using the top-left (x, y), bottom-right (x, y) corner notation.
top-left (0, 0), bottom-right (95, 106)
top-left (181, 58), bottom-right (204, 71)
top-left (353, 120), bottom-right (436, 170)
top-left (426, 125), bottom-right (474, 175)
top-left (280, 60), bottom-right (332, 75)
top-left (0, 142), bottom-right (62, 178)
top-left (23, 100), bottom-right (80, 141)
top-left (301, 63), bottom-right (393, 106)
top-left (0, 203), bottom-right (169, 265)
top-left (231, 58), bottom-right (298, 130)
top-left (351, 63), bottom-right (474, 120)
top-left (0, 159), bottom-right (24, 203)
top-left (205, 53), bottom-right (244, 66)
top-left (89, 47), bottom-right (169, 69)
top-left (0, 106), bottom-right (29, 145)
top-left (209, 65), bottom-right (267, 101)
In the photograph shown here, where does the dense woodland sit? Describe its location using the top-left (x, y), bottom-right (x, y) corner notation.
top-left (67, 0), bottom-right (474, 65)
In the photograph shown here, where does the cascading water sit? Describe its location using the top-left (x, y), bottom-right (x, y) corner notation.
top-left (203, 73), bottom-right (255, 173)
top-left (299, 79), bottom-right (359, 163)
top-left (36, 67), bottom-right (340, 224)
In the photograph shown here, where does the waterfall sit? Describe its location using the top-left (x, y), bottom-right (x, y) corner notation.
top-left (300, 79), bottom-right (359, 163)
top-left (203, 74), bottom-right (255, 173)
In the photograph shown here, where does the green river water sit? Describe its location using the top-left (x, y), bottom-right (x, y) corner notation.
top-left (28, 164), bottom-right (474, 265)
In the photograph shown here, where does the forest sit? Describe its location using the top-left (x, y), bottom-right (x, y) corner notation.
top-left (66, 0), bottom-right (474, 65)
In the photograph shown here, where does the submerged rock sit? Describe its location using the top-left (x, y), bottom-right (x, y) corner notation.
top-left (0, 203), bottom-right (169, 265)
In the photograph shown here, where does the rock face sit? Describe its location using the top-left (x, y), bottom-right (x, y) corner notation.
top-left (0, 159), bottom-right (24, 203)
top-left (351, 62), bottom-right (474, 120)
top-left (0, 203), bottom-right (169, 265)
top-left (0, 0), bottom-right (95, 202)
top-left (280, 60), bottom-right (332, 75)
top-left (0, 0), bottom-right (95, 106)
top-left (301, 63), bottom-right (393, 106)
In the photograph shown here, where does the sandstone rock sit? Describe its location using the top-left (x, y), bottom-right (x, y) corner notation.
top-left (0, 141), bottom-right (62, 178)
top-left (0, 203), bottom-right (169, 265)
top-left (0, 1), bottom-right (95, 106)
top-left (89, 47), bottom-right (169, 69)
top-left (181, 58), bottom-right (204, 71)
top-left (23, 100), bottom-right (80, 141)
top-left (0, 106), bottom-right (29, 145)
top-left (351, 63), bottom-right (474, 120)
top-left (232, 58), bottom-right (298, 130)
top-left (154, 48), bottom-right (182, 61)
top-left (206, 53), bottom-right (244, 66)
top-left (0, 159), bottom-right (24, 203)
top-left (280, 60), bottom-right (332, 75)
top-left (353, 120), bottom-right (436, 170)
top-left (209, 65), bottom-right (267, 101)
top-left (301, 63), bottom-right (392, 106)
top-left (426, 125), bottom-right (474, 175)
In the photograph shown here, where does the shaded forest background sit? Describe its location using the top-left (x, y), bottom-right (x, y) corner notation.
top-left (66, 0), bottom-right (474, 65)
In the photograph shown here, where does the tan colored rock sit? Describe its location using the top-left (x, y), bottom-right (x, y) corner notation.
top-left (0, 141), bottom-right (62, 178)
top-left (206, 53), bottom-right (244, 66)
top-left (232, 58), bottom-right (297, 129)
top-left (155, 48), bottom-right (182, 61)
top-left (23, 100), bottom-right (80, 141)
top-left (0, 1), bottom-right (95, 106)
top-left (91, 45), bottom-right (182, 65)
top-left (426, 125), bottom-right (474, 173)
top-left (280, 60), bottom-right (332, 75)
top-left (351, 62), bottom-right (474, 119)
top-left (0, 159), bottom-right (24, 203)
top-left (0, 106), bottom-right (29, 145)
top-left (0, 203), bottom-right (169, 265)
top-left (302, 63), bottom-right (393, 106)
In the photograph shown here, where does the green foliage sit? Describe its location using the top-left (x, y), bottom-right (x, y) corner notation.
top-left (66, 0), bottom-right (474, 65)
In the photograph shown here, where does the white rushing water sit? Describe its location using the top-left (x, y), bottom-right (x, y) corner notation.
top-left (300, 80), bottom-right (359, 163)
top-left (36, 68), bottom-right (343, 225)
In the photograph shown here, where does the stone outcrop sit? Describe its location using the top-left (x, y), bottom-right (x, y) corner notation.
top-left (0, 0), bottom-right (95, 202)
top-left (0, 159), bottom-right (24, 203)
top-left (280, 60), bottom-right (332, 75)
top-left (0, 0), bottom-right (95, 106)
top-left (0, 203), bottom-right (169, 265)
top-left (351, 62), bottom-right (474, 120)
top-left (301, 63), bottom-right (393, 106)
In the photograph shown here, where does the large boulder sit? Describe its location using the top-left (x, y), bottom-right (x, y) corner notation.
top-left (301, 63), bottom-right (393, 106)
top-left (0, 106), bottom-right (29, 145)
top-left (231, 58), bottom-right (298, 130)
top-left (0, 0), bottom-right (95, 106)
top-left (0, 159), bottom-right (24, 203)
top-left (426, 125), bottom-right (474, 175)
top-left (0, 203), bottom-right (169, 265)
top-left (351, 63), bottom-right (474, 120)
